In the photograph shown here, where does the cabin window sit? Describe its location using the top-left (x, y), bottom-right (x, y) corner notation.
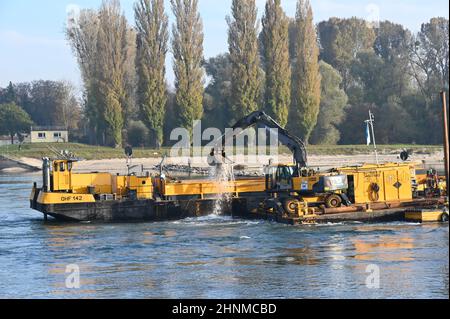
top-left (59, 162), bottom-right (65, 172)
top-left (38, 132), bottom-right (46, 139)
top-left (53, 132), bottom-right (62, 138)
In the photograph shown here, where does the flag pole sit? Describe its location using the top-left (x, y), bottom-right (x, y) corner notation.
top-left (365, 110), bottom-right (379, 164)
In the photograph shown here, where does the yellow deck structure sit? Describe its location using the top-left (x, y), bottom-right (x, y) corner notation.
top-left (50, 160), bottom-right (153, 200)
top-left (405, 209), bottom-right (449, 223)
top-left (156, 178), bottom-right (266, 199)
top-left (339, 163), bottom-right (414, 204)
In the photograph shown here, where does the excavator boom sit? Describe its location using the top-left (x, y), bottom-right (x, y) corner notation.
top-left (210, 111), bottom-right (308, 168)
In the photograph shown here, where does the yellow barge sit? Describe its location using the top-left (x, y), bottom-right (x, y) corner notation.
top-left (30, 158), bottom-right (266, 222)
top-left (30, 158), bottom-right (447, 223)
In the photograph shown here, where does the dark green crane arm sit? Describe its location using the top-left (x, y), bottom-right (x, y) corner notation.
top-left (210, 111), bottom-right (308, 168)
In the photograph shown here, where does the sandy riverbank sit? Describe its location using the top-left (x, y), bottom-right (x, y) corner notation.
top-left (4, 151), bottom-right (443, 175)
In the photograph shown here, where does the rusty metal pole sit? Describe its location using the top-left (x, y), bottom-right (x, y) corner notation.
top-left (441, 91), bottom-right (449, 199)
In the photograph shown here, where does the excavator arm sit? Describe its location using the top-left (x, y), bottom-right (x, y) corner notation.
top-left (209, 111), bottom-right (308, 168)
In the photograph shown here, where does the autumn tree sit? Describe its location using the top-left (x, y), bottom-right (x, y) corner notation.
top-left (288, 0), bottom-right (321, 143)
top-left (135, 0), bottom-right (169, 147)
top-left (409, 17), bottom-right (449, 104)
top-left (66, 0), bottom-right (134, 146)
top-left (261, 0), bottom-right (291, 127)
top-left (66, 8), bottom-right (101, 143)
top-left (408, 17), bottom-right (449, 143)
top-left (227, 0), bottom-right (262, 123)
top-left (171, 0), bottom-right (204, 133)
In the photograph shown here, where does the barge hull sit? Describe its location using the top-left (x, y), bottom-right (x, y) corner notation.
top-left (34, 199), bottom-right (217, 222)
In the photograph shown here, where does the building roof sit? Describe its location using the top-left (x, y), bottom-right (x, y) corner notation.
top-left (31, 126), bottom-right (68, 131)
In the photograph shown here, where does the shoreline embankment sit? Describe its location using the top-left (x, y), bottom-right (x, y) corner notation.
top-left (1, 152), bottom-right (444, 175)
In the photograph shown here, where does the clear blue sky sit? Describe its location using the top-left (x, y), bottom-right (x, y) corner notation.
top-left (0, 0), bottom-right (448, 91)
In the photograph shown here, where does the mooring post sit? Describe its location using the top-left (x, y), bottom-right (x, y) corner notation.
top-left (441, 91), bottom-right (449, 201)
top-left (44, 213), bottom-right (48, 221)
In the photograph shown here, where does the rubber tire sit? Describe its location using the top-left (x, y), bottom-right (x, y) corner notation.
top-left (283, 198), bottom-right (300, 215)
top-left (325, 194), bottom-right (343, 208)
top-left (441, 213), bottom-right (449, 223)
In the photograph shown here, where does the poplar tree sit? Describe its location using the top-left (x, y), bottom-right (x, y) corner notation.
top-left (66, 0), bottom-right (134, 146)
top-left (135, 0), bottom-right (168, 148)
top-left (66, 9), bottom-right (101, 143)
top-left (288, 0), bottom-right (321, 143)
top-left (171, 0), bottom-right (204, 133)
top-left (96, 0), bottom-right (129, 147)
top-left (261, 0), bottom-right (291, 127)
top-left (227, 0), bottom-right (262, 122)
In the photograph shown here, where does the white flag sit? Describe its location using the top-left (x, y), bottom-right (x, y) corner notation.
top-left (366, 122), bottom-right (371, 146)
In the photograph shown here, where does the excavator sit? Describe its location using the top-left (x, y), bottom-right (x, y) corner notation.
top-left (208, 111), bottom-right (350, 215)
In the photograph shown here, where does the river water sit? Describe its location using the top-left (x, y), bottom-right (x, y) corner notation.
top-left (0, 173), bottom-right (448, 299)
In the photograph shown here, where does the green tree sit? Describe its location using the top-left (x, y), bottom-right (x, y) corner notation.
top-left (0, 103), bottom-right (33, 144)
top-left (0, 82), bottom-right (17, 104)
top-left (203, 54), bottom-right (233, 130)
top-left (227, 0), bottom-right (262, 123)
top-left (0, 81), bottom-right (81, 131)
top-left (288, 0), bottom-right (321, 143)
top-left (171, 0), bottom-right (204, 133)
top-left (127, 120), bottom-right (150, 147)
top-left (310, 61), bottom-right (348, 145)
top-left (373, 21), bottom-right (413, 100)
top-left (135, 0), bottom-right (169, 148)
top-left (123, 28), bottom-right (138, 125)
top-left (318, 17), bottom-right (375, 90)
top-left (96, 0), bottom-right (129, 147)
top-left (261, 0), bottom-right (291, 127)
top-left (350, 51), bottom-right (386, 106)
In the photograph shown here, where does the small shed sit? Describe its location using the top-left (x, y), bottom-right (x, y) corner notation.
top-left (29, 126), bottom-right (69, 143)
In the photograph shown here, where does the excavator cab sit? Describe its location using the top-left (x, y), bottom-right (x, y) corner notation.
top-left (265, 165), bottom-right (296, 191)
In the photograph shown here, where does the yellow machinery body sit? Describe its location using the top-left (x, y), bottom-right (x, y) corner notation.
top-left (47, 160), bottom-right (153, 202)
top-left (339, 163), bottom-right (413, 204)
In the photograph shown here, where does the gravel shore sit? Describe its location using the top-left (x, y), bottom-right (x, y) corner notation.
top-left (3, 151), bottom-right (443, 175)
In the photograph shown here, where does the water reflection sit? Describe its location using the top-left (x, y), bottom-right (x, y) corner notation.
top-left (0, 174), bottom-right (448, 298)
top-left (352, 236), bottom-right (415, 262)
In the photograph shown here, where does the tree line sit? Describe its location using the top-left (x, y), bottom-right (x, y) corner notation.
top-left (1, 0), bottom-right (448, 147)
top-left (0, 80), bottom-right (81, 143)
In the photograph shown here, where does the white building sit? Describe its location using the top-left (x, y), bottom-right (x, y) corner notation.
top-left (28, 126), bottom-right (69, 143)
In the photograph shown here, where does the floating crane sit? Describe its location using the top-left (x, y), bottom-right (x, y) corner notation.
top-left (207, 111), bottom-right (350, 213)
